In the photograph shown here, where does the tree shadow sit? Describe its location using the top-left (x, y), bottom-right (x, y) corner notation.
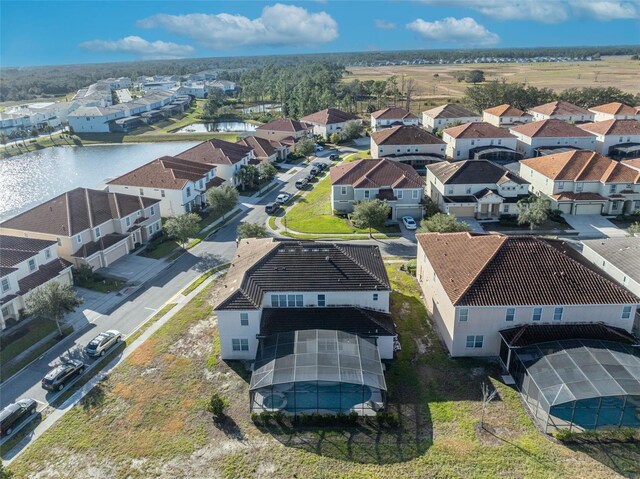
top-left (565, 435), bottom-right (640, 478)
top-left (194, 252), bottom-right (227, 272)
top-left (81, 381), bottom-right (107, 411)
top-left (213, 414), bottom-right (246, 441)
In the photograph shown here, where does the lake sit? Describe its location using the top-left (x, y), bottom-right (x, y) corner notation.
top-left (0, 142), bottom-right (198, 221)
top-left (174, 121), bottom-right (257, 133)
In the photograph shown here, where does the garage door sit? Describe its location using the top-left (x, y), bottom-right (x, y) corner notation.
top-left (557, 203), bottom-right (572, 214)
top-left (396, 206), bottom-right (423, 220)
top-left (85, 256), bottom-right (103, 270)
top-left (449, 206), bottom-right (476, 217)
top-left (574, 203), bottom-right (603, 215)
top-left (103, 242), bottom-right (128, 267)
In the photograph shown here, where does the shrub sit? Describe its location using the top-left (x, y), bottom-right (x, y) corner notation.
top-left (405, 259), bottom-right (417, 276)
top-left (206, 392), bottom-right (229, 417)
top-left (553, 429), bottom-right (577, 442)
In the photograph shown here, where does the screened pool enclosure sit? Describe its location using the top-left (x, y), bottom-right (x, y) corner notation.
top-left (501, 325), bottom-right (640, 433)
top-left (250, 330), bottom-right (387, 416)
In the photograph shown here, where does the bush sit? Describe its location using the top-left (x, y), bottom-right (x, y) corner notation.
top-left (499, 214), bottom-right (519, 227)
top-left (405, 259), bottom-right (417, 276)
top-left (376, 411), bottom-right (399, 428)
top-left (206, 392), bottom-right (228, 417)
top-left (553, 429), bottom-right (576, 442)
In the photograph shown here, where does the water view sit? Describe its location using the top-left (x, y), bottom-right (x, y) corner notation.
top-left (175, 121), bottom-right (257, 133)
top-left (0, 142), bottom-right (198, 221)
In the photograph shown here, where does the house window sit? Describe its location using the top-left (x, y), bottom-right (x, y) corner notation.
top-left (57, 237), bottom-right (62, 246)
top-left (447, 187), bottom-right (454, 195)
top-left (373, 293), bottom-right (379, 301)
top-left (150, 206), bottom-right (155, 216)
top-left (186, 187), bottom-right (192, 197)
top-left (76, 234), bottom-right (82, 244)
top-left (1, 306), bottom-right (9, 317)
top-left (232, 338), bottom-right (249, 351)
top-left (124, 216), bottom-right (131, 228)
top-left (1, 278), bottom-right (9, 292)
top-left (397, 190), bottom-right (403, 199)
top-left (532, 308), bottom-right (542, 321)
top-left (44, 248), bottom-right (51, 260)
top-left (364, 190), bottom-right (370, 199)
top-left (412, 190), bottom-right (419, 199)
top-left (288, 294), bottom-right (303, 307)
top-left (471, 140), bottom-right (475, 146)
top-left (139, 188), bottom-right (144, 196)
top-left (161, 190), bottom-right (166, 198)
top-left (341, 186), bottom-right (347, 195)
top-left (459, 308), bottom-right (469, 322)
top-left (240, 312), bottom-right (249, 326)
top-left (456, 151), bottom-right (461, 157)
top-left (576, 182), bottom-right (583, 192)
top-left (622, 306), bottom-right (633, 320)
top-left (553, 307), bottom-right (563, 321)
top-left (318, 294), bottom-right (326, 307)
top-left (503, 205), bottom-right (510, 213)
top-left (557, 182), bottom-right (564, 190)
top-left (610, 184), bottom-right (616, 194)
top-left (94, 226), bottom-right (101, 239)
top-left (612, 201), bottom-right (620, 210)
top-left (505, 308), bottom-right (515, 322)
top-left (466, 335), bottom-right (484, 348)
top-left (465, 186), bottom-right (472, 194)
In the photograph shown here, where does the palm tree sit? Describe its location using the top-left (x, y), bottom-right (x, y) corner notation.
top-left (25, 282), bottom-right (83, 335)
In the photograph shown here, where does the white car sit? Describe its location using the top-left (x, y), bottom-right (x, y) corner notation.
top-left (85, 330), bottom-right (122, 357)
top-left (402, 216), bottom-right (417, 230)
top-left (315, 144), bottom-right (324, 152)
top-left (276, 193), bottom-right (291, 204)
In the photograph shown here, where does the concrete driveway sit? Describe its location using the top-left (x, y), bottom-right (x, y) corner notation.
top-left (561, 215), bottom-right (627, 239)
top-left (459, 217), bottom-right (486, 233)
top-left (98, 254), bottom-right (165, 283)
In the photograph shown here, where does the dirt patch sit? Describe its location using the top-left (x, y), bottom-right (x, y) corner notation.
top-left (128, 338), bottom-right (158, 366)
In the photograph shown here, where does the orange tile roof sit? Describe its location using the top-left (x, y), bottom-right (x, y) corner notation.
top-left (589, 102), bottom-right (639, 116)
top-left (443, 121), bottom-right (515, 139)
top-left (422, 103), bottom-right (479, 119)
top-left (371, 107), bottom-right (418, 120)
top-left (521, 150), bottom-right (640, 184)
top-left (578, 119), bottom-right (640, 136)
top-left (622, 158), bottom-right (640, 171)
top-left (529, 100), bottom-right (591, 117)
top-left (550, 192), bottom-right (608, 201)
top-left (483, 104), bottom-right (531, 118)
top-left (107, 156), bottom-right (211, 189)
top-left (330, 158), bottom-right (424, 189)
top-left (510, 119), bottom-right (595, 138)
top-left (300, 108), bottom-right (359, 126)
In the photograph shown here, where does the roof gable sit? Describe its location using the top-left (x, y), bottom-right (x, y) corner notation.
top-left (427, 160), bottom-right (529, 185)
top-left (483, 104), bottom-right (532, 118)
top-left (423, 103), bottom-right (479, 119)
top-left (371, 107), bottom-right (418, 120)
top-left (444, 122), bottom-right (515, 139)
top-left (176, 138), bottom-right (252, 165)
top-left (510, 119), bottom-right (596, 138)
top-left (330, 159), bottom-right (424, 189)
top-left (371, 125), bottom-right (444, 145)
top-left (300, 108), bottom-right (359, 125)
top-left (257, 118), bottom-right (309, 133)
top-left (529, 101), bottom-right (591, 117)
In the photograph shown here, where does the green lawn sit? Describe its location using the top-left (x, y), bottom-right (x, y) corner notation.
top-left (75, 275), bottom-right (125, 293)
top-left (284, 174), bottom-right (399, 235)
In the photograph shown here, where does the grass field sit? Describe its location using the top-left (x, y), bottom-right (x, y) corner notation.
top-left (347, 55), bottom-right (640, 112)
top-left (6, 265), bottom-right (639, 478)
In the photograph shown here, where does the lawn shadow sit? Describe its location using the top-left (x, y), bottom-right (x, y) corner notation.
top-left (81, 381), bottom-right (107, 411)
top-left (565, 435), bottom-right (640, 478)
top-left (213, 414), bottom-right (246, 441)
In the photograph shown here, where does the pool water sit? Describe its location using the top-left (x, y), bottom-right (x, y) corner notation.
top-left (263, 394), bottom-right (286, 409)
top-left (283, 383), bottom-right (372, 413)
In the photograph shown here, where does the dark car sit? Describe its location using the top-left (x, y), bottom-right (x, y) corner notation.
top-left (309, 167), bottom-right (320, 176)
top-left (304, 174), bottom-right (314, 182)
top-left (41, 359), bottom-right (85, 391)
top-left (265, 202), bottom-right (280, 215)
top-left (0, 398), bottom-right (37, 436)
top-left (329, 154), bottom-right (339, 161)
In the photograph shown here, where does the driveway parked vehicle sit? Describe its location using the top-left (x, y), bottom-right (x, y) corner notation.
top-left (329, 154), bottom-right (339, 161)
top-left (41, 359), bottom-right (85, 391)
top-left (295, 178), bottom-right (308, 189)
top-left (85, 330), bottom-right (122, 358)
top-left (276, 193), bottom-right (291, 204)
top-left (265, 202), bottom-right (280, 214)
top-left (0, 398), bottom-right (37, 436)
top-left (315, 144), bottom-right (324, 152)
top-left (402, 216), bottom-right (418, 230)
top-left (309, 167), bottom-right (320, 176)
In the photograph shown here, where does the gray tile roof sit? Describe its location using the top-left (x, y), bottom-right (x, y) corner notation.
top-left (427, 160), bottom-right (529, 185)
top-left (582, 237), bottom-right (640, 284)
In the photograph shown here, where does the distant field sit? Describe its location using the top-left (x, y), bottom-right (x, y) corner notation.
top-left (346, 55), bottom-right (640, 110)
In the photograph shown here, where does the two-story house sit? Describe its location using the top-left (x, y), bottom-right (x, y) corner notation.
top-left (254, 118), bottom-right (312, 146)
top-left (300, 108), bottom-right (361, 139)
top-left (370, 107), bottom-right (419, 131)
top-left (237, 135), bottom-right (285, 162)
top-left (577, 119), bottom-right (640, 157)
top-left (106, 156), bottom-right (224, 217)
top-left (416, 232), bottom-right (639, 357)
top-left (0, 235), bottom-right (74, 329)
top-left (0, 188), bottom-right (162, 270)
top-left (215, 238), bottom-right (395, 416)
top-left (442, 122), bottom-right (519, 162)
top-left (510, 119), bottom-right (597, 158)
top-left (589, 102), bottom-right (640, 122)
top-left (426, 160), bottom-right (530, 218)
top-left (422, 104), bottom-right (481, 132)
top-left (520, 150), bottom-right (640, 215)
top-left (330, 158), bottom-right (425, 220)
top-left (528, 101), bottom-right (594, 123)
top-left (176, 138), bottom-right (254, 187)
top-left (482, 104), bottom-right (533, 127)
top-left (370, 125), bottom-right (445, 163)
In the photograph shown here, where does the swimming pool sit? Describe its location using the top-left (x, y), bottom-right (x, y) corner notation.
top-left (281, 383), bottom-right (373, 413)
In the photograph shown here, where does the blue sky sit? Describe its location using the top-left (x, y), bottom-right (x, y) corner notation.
top-left (1, 1), bottom-right (639, 67)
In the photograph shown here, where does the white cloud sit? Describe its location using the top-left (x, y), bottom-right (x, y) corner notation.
top-left (407, 17), bottom-right (500, 46)
top-left (137, 3), bottom-right (338, 49)
top-left (79, 36), bottom-right (195, 60)
top-left (374, 19), bottom-right (397, 30)
top-left (419, 0), bottom-right (639, 23)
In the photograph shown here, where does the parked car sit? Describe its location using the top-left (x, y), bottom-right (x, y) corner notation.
top-left (329, 154), bottom-right (339, 161)
top-left (41, 359), bottom-right (85, 391)
top-left (276, 193), bottom-right (291, 205)
top-left (0, 398), bottom-right (37, 437)
top-left (85, 330), bottom-right (122, 358)
top-left (402, 216), bottom-right (418, 230)
top-left (313, 162), bottom-right (328, 171)
top-left (309, 167), bottom-right (320, 176)
top-left (315, 144), bottom-right (324, 152)
top-left (304, 174), bottom-right (314, 183)
top-left (295, 178), bottom-right (308, 189)
top-left (265, 202), bottom-right (280, 214)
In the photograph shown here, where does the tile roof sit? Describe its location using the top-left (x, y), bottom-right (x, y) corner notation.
top-left (176, 138), bottom-right (253, 166)
top-left (444, 121), bottom-right (516, 139)
top-left (260, 307), bottom-right (396, 336)
top-left (589, 102), bottom-right (639, 116)
top-left (216, 238), bottom-right (391, 310)
top-left (417, 232), bottom-right (639, 306)
top-left (521, 151), bottom-right (640, 184)
top-left (483, 104), bottom-right (532, 118)
top-left (371, 107), bottom-right (418, 120)
top-left (237, 135), bottom-right (276, 159)
top-left (577, 119), bottom-right (640, 136)
top-left (300, 108), bottom-right (359, 125)
top-left (582, 237), bottom-right (640, 284)
top-left (107, 156), bottom-right (212, 190)
top-left (529, 100), bottom-right (592, 117)
top-left (330, 158), bottom-right (424, 189)
top-left (510, 119), bottom-right (596, 138)
top-left (500, 323), bottom-right (638, 348)
top-left (371, 125), bottom-right (444, 146)
top-left (0, 267), bottom-right (18, 278)
top-left (0, 188), bottom-right (159, 237)
top-left (72, 233), bottom-right (129, 258)
top-left (256, 118), bottom-right (310, 133)
top-left (550, 192), bottom-right (608, 201)
top-left (622, 158), bottom-right (640, 171)
top-left (17, 258), bottom-right (73, 295)
top-left (427, 160), bottom-right (529, 185)
top-left (0, 235), bottom-right (56, 253)
top-left (423, 103), bottom-right (479, 119)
